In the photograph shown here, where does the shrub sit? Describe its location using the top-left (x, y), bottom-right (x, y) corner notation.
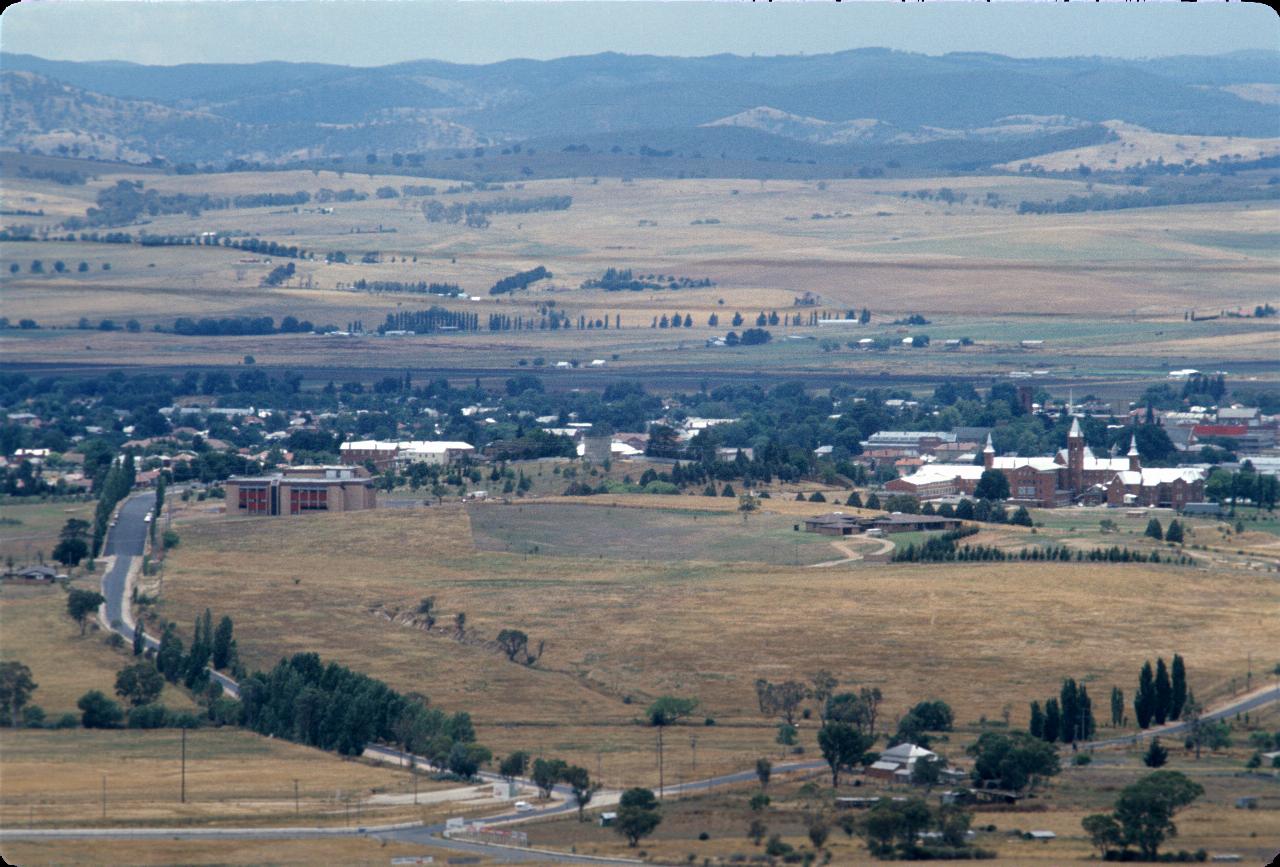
top-left (127, 703), bottom-right (169, 729)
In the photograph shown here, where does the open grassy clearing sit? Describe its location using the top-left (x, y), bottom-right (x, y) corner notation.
top-left (468, 501), bottom-right (836, 565)
top-left (0, 728), bottom-right (462, 828)
top-left (0, 497), bottom-right (95, 563)
top-left (155, 502), bottom-right (1278, 786)
top-left (0, 580), bottom-right (196, 717)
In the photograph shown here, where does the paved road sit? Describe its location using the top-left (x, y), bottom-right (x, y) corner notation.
top-left (101, 493), bottom-right (151, 628)
top-left (1085, 683), bottom-right (1280, 749)
top-left (99, 492), bottom-right (240, 699)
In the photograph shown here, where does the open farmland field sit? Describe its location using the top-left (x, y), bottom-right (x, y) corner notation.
top-left (3, 166), bottom-right (1278, 389)
top-left (154, 502), bottom-right (1279, 787)
top-left (0, 728), bottom-right (459, 828)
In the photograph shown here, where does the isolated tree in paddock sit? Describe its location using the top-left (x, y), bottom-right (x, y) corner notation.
top-left (0, 661), bottom-right (38, 727)
top-left (755, 679), bottom-right (807, 726)
top-left (496, 628), bottom-right (528, 662)
top-left (1144, 518), bottom-right (1164, 541)
top-left (115, 662), bottom-right (164, 707)
top-left (614, 787), bottom-right (662, 846)
top-left (1153, 658), bottom-right (1172, 725)
top-left (1169, 655), bottom-right (1187, 721)
top-left (1029, 700), bottom-right (1045, 739)
top-left (1164, 520), bottom-right (1184, 544)
top-left (1143, 737), bottom-right (1169, 768)
top-left (66, 589), bottom-right (105, 635)
top-left (817, 722), bottom-right (873, 787)
top-left (1113, 771), bottom-right (1203, 860)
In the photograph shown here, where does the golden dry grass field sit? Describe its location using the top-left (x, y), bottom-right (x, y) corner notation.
top-left (0, 728), bottom-right (456, 828)
top-left (0, 579), bottom-right (196, 716)
top-left (3, 167), bottom-right (1277, 385)
top-left (0, 837), bottom-right (465, 866)
top-left (154, 501), bottom-right (1279, 789)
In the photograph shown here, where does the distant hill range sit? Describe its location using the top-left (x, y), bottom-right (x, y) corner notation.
top-left (2, 48), bottom-right (1276, 169)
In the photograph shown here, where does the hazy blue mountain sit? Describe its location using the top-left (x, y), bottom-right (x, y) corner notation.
top-left (1, 49), bottom-right (1275, 167)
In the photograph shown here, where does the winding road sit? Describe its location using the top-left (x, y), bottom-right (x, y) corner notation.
top-left (31, 491), bottom-right (1274, 862)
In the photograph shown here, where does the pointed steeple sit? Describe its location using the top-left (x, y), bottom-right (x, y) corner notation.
top-left (1068, 417), bottom-right (1082, 439)
top-left (984, 433), bottom-right (995, 453)
top-left (1127, 435), bottom-right (1139, 456)
top-left (983, 433), bottom-right (995, 469)
top-left (1127, 434), bottom-right (1141, 472)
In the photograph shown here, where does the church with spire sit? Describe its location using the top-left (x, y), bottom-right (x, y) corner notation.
top-left (887, 419), bottom-right (1206, 508)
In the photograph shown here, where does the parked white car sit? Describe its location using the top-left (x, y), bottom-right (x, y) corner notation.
top-left (514, 800), bottom-right (533, 812)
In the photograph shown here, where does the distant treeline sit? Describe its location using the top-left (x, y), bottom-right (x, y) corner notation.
top-left (16, 165), bottom-right (88, 185)
top-left (169, 315), bottom-right (317, 336)
top-left (582, 268), bottom-right (714, 292)
top-left (422, 195), bottom-right (572, 226)
top-left (489, 266), bottom-right (551, 296)
top-left (65, 181), bottom-right (318, 228)
top-left (63, 181), bottom-right (370, 228)
top-left (1018, 184), bottom-right (1280, 215)
top-left (349, 279), bottom-right (463, 296)
top-left (379, 307), bottom-right (481, 334)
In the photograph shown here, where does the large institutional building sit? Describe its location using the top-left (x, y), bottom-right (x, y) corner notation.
top-left (886, 420), bottom-right (1206, 508)
top-left (339, 440), bottom-right (475, 470)
top-left (225, 465), bottom-right (376, 517)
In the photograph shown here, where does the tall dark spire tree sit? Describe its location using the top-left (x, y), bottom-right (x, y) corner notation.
top-left (1154, 657), bottom-right (1172, 725)
top-left (1170, 655), bottom-right (1187, 721)
top-left (1135, 661), bottom-right (1155, 729)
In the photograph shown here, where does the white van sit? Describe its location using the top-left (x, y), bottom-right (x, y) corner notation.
top-left (514, 800), bottom-right (533, 813)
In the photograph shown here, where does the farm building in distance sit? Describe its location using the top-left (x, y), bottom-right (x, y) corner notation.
top-left (886, 421), bottom-right (1207, 508)
top-left (225, 465), bottom-right (376, 517)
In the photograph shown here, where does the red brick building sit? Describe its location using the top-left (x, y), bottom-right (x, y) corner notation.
top-left (225, 465), bottom-right (376, 517)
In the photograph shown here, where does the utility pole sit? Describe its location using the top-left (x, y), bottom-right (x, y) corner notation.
top-left (294, 779), bottom-right (300, 815)
top-left (690, 735), bottom-right (698, 774)
top-left (413, 772), bottom-right (418, 805)
top-left (657, 726), bottom-right (665, 801)
top-left (180, 727), bottom-right (187, 803)
top-left (101, 774), bottom-right (107, 820)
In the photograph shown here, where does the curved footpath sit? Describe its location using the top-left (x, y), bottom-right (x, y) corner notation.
top-left (22, 491), bottom-right (1271, 862)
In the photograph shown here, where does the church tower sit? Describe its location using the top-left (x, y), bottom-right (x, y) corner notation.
top-left (983, 433), bottom-right (995, 470)
top-left (1128, 434), bottom-right (1141, 472)
top-left (1067, 418), bottom-right (1084, 493)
